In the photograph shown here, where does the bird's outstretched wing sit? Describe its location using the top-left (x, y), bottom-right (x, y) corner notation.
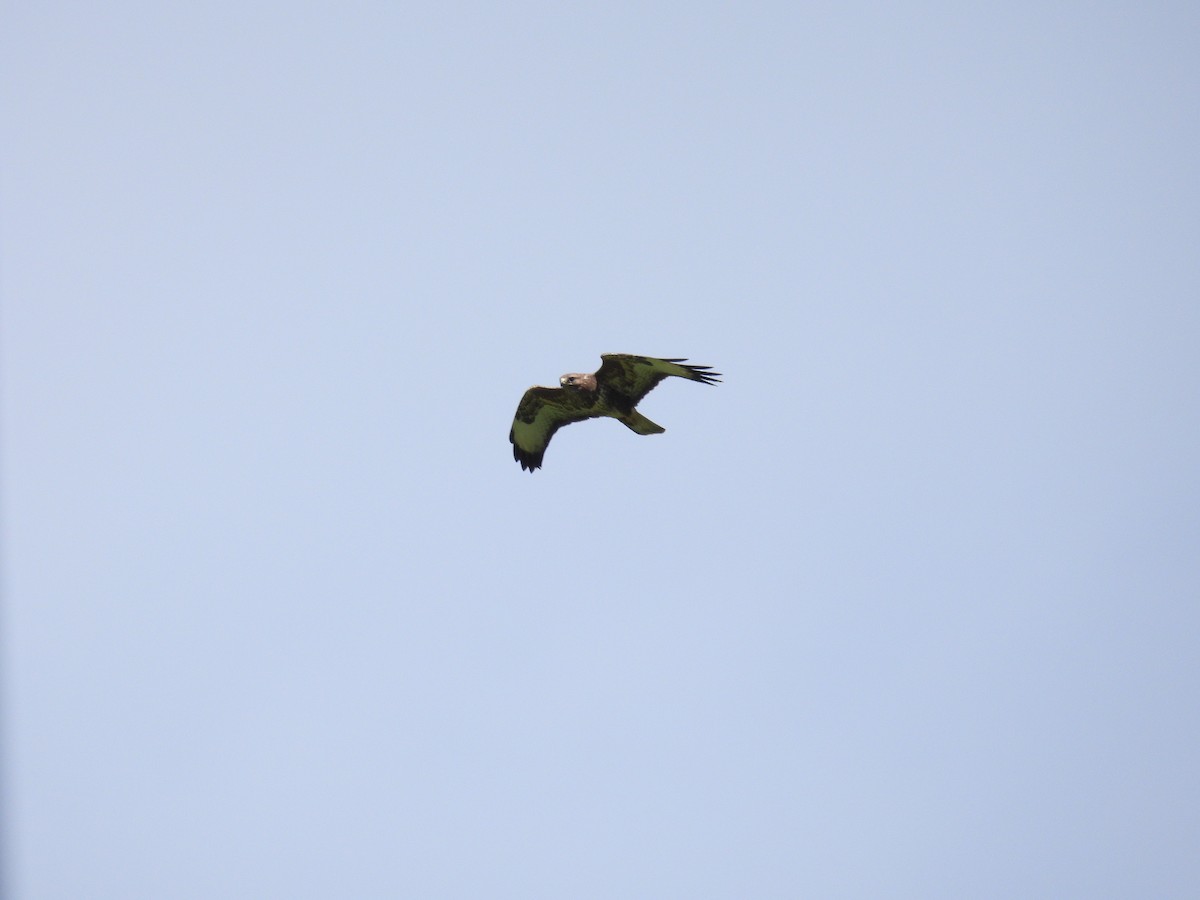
top-left (509, 387), bottom-right (604, 472)
top-left (595, 354), bottom-right (722, 405)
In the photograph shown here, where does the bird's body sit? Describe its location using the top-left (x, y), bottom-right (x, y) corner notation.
top-left (509, 354), bottom-right (721, 471)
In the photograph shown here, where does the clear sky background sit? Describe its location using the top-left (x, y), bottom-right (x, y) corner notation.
top-left (3, 2), bottom-right (1199, 897)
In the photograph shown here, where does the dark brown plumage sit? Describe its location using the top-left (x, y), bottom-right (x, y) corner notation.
top-left (509, 354), bottom-right (721, 472)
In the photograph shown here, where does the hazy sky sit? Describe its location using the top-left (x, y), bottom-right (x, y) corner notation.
top-left (4, 2), bottom-right (1199, 897)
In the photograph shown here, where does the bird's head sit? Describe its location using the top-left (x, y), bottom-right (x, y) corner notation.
top-left (559, 372), bottom-right (597, 391)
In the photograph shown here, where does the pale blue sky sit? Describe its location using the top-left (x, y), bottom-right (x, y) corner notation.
top-left (3, 2), bottom-right (1199, 897)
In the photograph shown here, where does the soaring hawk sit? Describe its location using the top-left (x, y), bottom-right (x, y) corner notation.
top-left (509, 354), bottom-right (721, 472)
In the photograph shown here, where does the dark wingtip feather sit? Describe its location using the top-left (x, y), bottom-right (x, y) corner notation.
top-left (679, 361), bottom-right (722, 385)
top-left (512, 443), bottom-right (544, 472)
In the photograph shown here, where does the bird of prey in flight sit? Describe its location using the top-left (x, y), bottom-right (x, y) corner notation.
top-left (509, 354), bottom-right (721, 472)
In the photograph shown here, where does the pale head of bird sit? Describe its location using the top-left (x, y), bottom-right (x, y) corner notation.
top-left (560, 372), bottom-right (598, 391)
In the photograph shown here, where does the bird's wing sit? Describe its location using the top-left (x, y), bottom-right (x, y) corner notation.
top-left (509, 386), bottom-right (604, 472)
top-left (595, 355), bottom-right (722, 404)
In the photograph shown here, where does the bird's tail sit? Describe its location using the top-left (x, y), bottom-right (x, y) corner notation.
top-left (620, 410), bottom-right (666, 435)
